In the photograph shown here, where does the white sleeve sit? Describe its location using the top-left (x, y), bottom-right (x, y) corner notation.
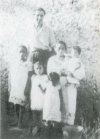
top-left (49, 29), bottom-right (55, 49)
top-left (73, 63), bottom-right (85, 80)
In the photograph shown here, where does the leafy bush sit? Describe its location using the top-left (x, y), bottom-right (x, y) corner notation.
top-left (75, 77), bottom-right (100, 138)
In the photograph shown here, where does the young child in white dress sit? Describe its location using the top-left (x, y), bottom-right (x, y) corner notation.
top-left (30, 61), bottom-right (48, 136)
top-left (9, 45), bottom-right (31, 128)
top-left (43, 72), bottom-right (61, 124)
top-left (39, 72), bottom-right (62, 138)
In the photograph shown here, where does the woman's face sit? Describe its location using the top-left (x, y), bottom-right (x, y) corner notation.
top-left (67, 47), bottom-right (74, 56)
top-left (55, 43), bottom-right (66, 57)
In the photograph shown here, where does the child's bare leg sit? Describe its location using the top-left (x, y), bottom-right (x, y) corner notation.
top-left (18, 105), bottom-right (24, 128)
top-left (15, 104), bottom-right (20, 119)
top-left (37, 111), bottom-right (43, 129)
top-left (32, 110), bottom-right (41, 136)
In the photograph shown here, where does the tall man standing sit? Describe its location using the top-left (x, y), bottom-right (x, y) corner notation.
top-left (32, 8), bottom-right (55, 66)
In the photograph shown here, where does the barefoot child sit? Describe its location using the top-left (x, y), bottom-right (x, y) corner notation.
top-left (29, 61), bottom-right (48, 136)
top-left (40, 72), bottom-right (62, 138)
top-left (43, 72), bottom-right (61, 123)
top-left (9, 45), bottom-right (31, 128)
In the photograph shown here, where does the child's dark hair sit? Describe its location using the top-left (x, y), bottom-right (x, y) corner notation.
top-left (35, 8), bottom-right (46, 15)
top-left (74, 46), bottom-right (81, 55)
top-left (49, 72), bottom-right (60, 86)
top-left (34, 60), bottom-right (44, 67)
top-left (58, 41), bottom-right (67, 50)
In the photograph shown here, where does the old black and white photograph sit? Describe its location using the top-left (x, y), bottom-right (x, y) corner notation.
top-left (0, 0), bottom-right (100, 139)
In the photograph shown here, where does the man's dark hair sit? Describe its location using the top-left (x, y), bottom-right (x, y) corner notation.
top-left (36, 8), bottom-right (46, 15)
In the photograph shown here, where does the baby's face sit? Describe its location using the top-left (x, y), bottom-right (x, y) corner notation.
top-left (34, 64), bottom-right (44, 75)
top-left (55, 43), bottom-right (66, 57)
top-left (74, 49), bottom-right (79, 58)
top-left (19, 47), bottom-right (28, 62)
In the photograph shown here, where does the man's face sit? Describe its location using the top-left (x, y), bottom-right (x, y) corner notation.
top-left (34, 10), bottom-right (45, 25)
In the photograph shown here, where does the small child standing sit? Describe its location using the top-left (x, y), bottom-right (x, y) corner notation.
top-left (42, 72), bottom-right (62, 138)
top-left (43, 72), bottom-right (61, 123)
top-left (29, 61), bottom-right (48, 136)
top-left (9, 45), bottom-right (31, 128)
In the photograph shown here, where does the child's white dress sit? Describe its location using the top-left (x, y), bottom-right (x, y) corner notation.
top-left (30, 75), bottom-right (48, 110)
top-left (9, 59), bottom-right (32, 106)
top-left (43, 82), bottom-right (61, 122)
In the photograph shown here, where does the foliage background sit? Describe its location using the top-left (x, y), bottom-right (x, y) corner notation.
top-left (0, 0), bottom-right (100, 138)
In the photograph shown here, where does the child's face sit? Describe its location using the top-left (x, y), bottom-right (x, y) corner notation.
top-left (34, 64), bottom-right (44, 75)
top-left (55, 43), bottom-right (66, 57)
top-left (19, 47), bottom-right (28, 61)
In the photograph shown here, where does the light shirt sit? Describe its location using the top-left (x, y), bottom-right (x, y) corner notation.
top-left (32, 24), bottom-right (55, 51)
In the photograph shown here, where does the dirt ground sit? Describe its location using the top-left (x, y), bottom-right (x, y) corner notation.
top-left (2, 127), bottom-right (63, 139)
top-left (1, 106), bottom-right (63, 139)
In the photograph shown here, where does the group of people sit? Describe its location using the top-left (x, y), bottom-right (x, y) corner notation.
top-left (8, 8), bottom-right (85, 137)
